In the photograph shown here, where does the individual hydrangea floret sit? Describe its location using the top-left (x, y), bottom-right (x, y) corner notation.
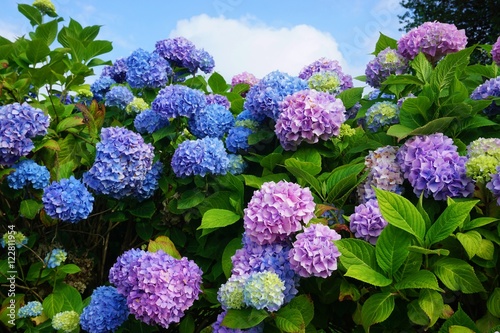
top-left (7, 159), bottom-right (50, 190)
top-left (90, 76), bottom-right (116, 102)
top-left (217, 274), bottom-right (248, 310)
top-left (171, 137), bottom-right (229, 177)
top-left (109, 248), bottom-right (146, 295)
top-left (52, 311), bottom-right (80, 333)
top-left (83, 127), bottom-right (155, 199)
top-left (101, 57), bottom-right (128, 83)
top-left (134, 109), bottom-right (170, 134)
top-left (288, 223), bottom-right (342, 278)
top-left (349, 199), bottom-right (387, 244)
top-left (205, 93), bottom-right (230, 109)
top-left (365, 47), bottom-right (409, 88)
top-left (470, 76), bottom-right (500, 117)
top-left (493, 36), bottom-right (500, 67)
top-left (42, 176), bottom-right (94, 223)
top-left (275, 89), bottom-right (346, 151)
top-left (397, 133), bottom-right (475, 200)
top-left (397, 21), bottom-right (467, 62)
top-left (80, 286), bottom-right (129, 333)
top-left (44, 248), bottom-right (67, 269)
top-left (298, 57), bottom-right (353, 91)
top-left (243, 271), bottom-right (285, 312)
top-left (133, 161), bottom-right (163, 201)
top-left (364, 101), bottom-right (399, 132)
top-left (227, 154), bottom-right (247, 175)
top-left (226, 126), bottom-right (253, 154)
top-left (126, 48), bottom-right (172, 89)
top-left (1, 231), bottom-right (28, 248)
top-left (152, 84), bottom-right (207, 119)
top-left (125, 97), bottom-right (149, 114)
top-left (18, 301), bottom-right (43, 318)
top-left (357, 146), bottom-right (404, 203)
top-left (104, 86), bottom-right (134, 109)
top-left (188, 104), bottom-right (235, 139)
top-left (465, 137), bottom-right (500, 183)
top-left (243, 181), bottom-right (315, 245)
top-left (244, 71), bottom-right (308, 120)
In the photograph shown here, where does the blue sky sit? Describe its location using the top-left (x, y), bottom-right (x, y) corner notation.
top-left (0, 0), bottom-right (406, 83)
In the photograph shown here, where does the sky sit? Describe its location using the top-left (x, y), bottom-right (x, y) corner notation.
top-left (0, 0), bottom-right (407, 84)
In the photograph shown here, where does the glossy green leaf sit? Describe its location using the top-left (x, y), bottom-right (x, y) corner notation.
top-left (222, 308), bottom-right (268, 330)
top-left (336, 238), bottom-right (377, 270)
top-left (18, 4), bottom-right (42, 26)
top-left (20, 199), bottom-right (43, 220)
top-left (457, 231), bottom-right (482, 259)
top-left (345, 265), bottom-right (392, 287)
top-left (487, 288), bottom-right (500, 318)
top-left (198, 209), bottom-right (240, 230)
top-left (275, 307), bottom-right (305, 333)
top-left (418, 289), bottom-right (444, 328)
top-left (361, 292), bottom-right (395, 332)
top-left (376, 224), bottom-right (411, 276)
top-left (177, 190), bottom-right (206, 210)
top-left (394, 270), bottom-right (443, 292)
top-left (288, 295), bottom-right (314, 326)
top-left (208, 71), bottom-right (229, 93)
top-left (433, 258), bottom-right (485, 294)
top-left (26, 39), bottom-right (50, 63)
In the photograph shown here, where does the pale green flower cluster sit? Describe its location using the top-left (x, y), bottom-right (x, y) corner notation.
top-left (243, 271), bottom-right (285, 312)
top-left (32, 0), bottom-right (56, 15)
top-left (466, 137), bottom-right (500, 183)
top-left (339, 123), bottom-right (356, 138)
top-left (52, 311), bottom-right (80, 332)
top-left (218, 276), bottom-right (246, 309)
top-left (308, 71), bottom-right (342, 94)
top-left (1, 231), bottom-right (28, 248)
top-left (125, 97), bottom-right (149, 114)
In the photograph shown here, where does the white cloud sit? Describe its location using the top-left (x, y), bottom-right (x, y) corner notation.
top-left (169, 15), bottom-right (348, 81)
top-left (0, 20), bottom-right (30, 41)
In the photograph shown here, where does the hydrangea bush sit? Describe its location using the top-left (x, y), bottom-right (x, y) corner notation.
top-left (2, 3), bottom-right (500, 333)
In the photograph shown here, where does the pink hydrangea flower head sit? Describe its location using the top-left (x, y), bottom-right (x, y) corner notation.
top-left (492, 36), bottom-right (500, 66)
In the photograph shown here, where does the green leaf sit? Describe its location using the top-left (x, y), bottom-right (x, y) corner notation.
top-left (222, 308), bottom-right (269, 330)
top-left (433, 258), bottom-right (485, 294)
top-left (56, 116), bottom-right (85, 133)
top-left (394, 252), bottom-right (423, 281)
top-left (400, 96), bottom-right (432, 125)
top-left (383, 74), bottom-right (424, 86)
top-left (260, 153), bottom-right (284, 171)
top-left (129, 200), bottom-right (156, 219)
top-left (222, 237), bottom-right (242, 278)
top-left (285, 157), bottom-right (321, 177)
top-left (26, 39), bottom-right (50, 63)
top-left (386, 124), bottom-right (413, 140)
top-left (284, 158), bottom-right (322, 194)
top-left (408, 245), bottom-right (450, 256)
top-left (361, 292), bottom-right (395, 332)
top-left (337, 87), bottom-right (364, 109)
top-left (375, 188), bottom-right (426, 244)
top-left (476, 239), bottom-right (494, 260)
top-left (425, 200), bottom-right (479, 246)
top-left (20, 199), bottom-right (43, 219)
top-left (462, 217), bottom-right (498, 231)
top-left (292, 147), bottom-right (322, 172)
top-left (84, 40), bottom-right (113, 62)
top-left (487, 288), bottom-right (500, 318)
top-left (394, 270), bottom-right (443, 292)
top-left (135, 222), bottom-right (153, 241)
top-left (18, 4), bottom-right (42, 26)
top-left (288, 295), bottom-right (314, 326)
top-left (148, 236), bottom-right (181, 259)
top-left (58, 264), bottom-right (81, 274)
top-left (373, 32), bottom-right (397, 55)
top-left (345, 265), bottom-right (392, 287)
top-left (43, 283), bottom-right (83, 318)
top-left (456, 231), bottom-right (482, 259)
top-left (418, 289), bottom-right (444, 328)
top-left (408, 299), bottom-right (430, 326)
top-left (439, 305), bottom-right (480, 333)
top-left (411, 53), bottom-right (433, 83)
top-left (449, 326), bottom-right (476, 333)
top-left (430, 47), bottom-right (475, 90)
top-left (275, 308), bottom-right (305, 333)
top-left (336, 238), bottom-right (376, 270)
top-left (242, 173), bottom-right (289, 189)
top-left (409, 117), bottom-right (456, 137)
top-left (198, 209), bottom-right (240, 230)
top-left (376, 225), bottom-right (411, 276)
top-left (179, 314), bottom-right (195, 333)
top-left (177, 190), bottom-right (206, 210)
top-left (208, 72), bottom-right (229, 93)
top-left (34, 20), bottom-right (58, 46)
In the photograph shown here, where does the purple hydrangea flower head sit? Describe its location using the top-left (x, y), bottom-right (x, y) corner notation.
top-left (18, 301), bottom-right (43, 318)
top-left (91, 76), bottom-right (116, 102)
top-left (83, 127), bottom-right (155, 199)
top-left (349, 199), bottom-right (387, 244)
top-left (212, 311), bottom-right (264, 333)
top-left (298, 57), bottom-right (353, 91)
top-left (42, 176), bottom-right (94, 223)
top-left (357, 146), bottom-right (404, 203)
top-left (155, 37), bottom-right (197, 68)
top-left (226, 126), bottom-right (253, 154)
top-left (487, 166), bottom-right (500, 205)
top-left (104, 86), bottom-right (134, 109)
top-left (397, 133), bottom-right (475, 200)
top-left (470, 76), bottom-right (500, 117)
top-left (232, 71), bottom-right (259, 87)
top-left (244, 71), bottom-right (308, 120)
top-left (125, 48), bottom-right (172, 89)
top-left (465, 137), bottom-right (500, 183)
top-left (151, 84), bottom-right (207, 119)
top-left (80, 286), bottom-right (129, 333)
top-left (44, 248), bottom-right (67, 268)
top-left (196, 48), bottom-right (215, 73)
top-left (188, 104), bottom-right (235, 139)
top-left (126, 250), bottom-right (203, 328)
top-left (217, 274), bottom-right (248, 310)
top-left (288, 223), bottom-right (342, 278)
top-left (493, 36), bottom-right (500, 66)
top-left (133, 161), bottom-right (163, 201)
top-left (206, 93), bottom-right (230, 108)
top-left (365, 47), bottom-right (409, 88)
top-left (109, 248), bottom-right (146, 295)
top-left (275, 89), bottom-right (346, 151)
top-left (243, 271), bottom-right (285, 312)
top-left (7, 159), bottom-right (50, 190)
top-left (397, 21), bottom-right (467, 62)
top-left (101, 57), bottom-right (128, 83)
top-left (171, 137), bottom-right (229, 177)
top-left (227, 154), bottom-right (247, 175)
top-left (0, 102), bottom-right (50, 166)
top-left (134, 109), bottom-right (170, 134)
top-left (365, 101), bottom-right (399, 132)
top-left (243, 181), bottom-right (315, 245)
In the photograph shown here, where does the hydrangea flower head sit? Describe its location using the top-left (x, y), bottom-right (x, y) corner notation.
top-left (133, 161), bottom-right (163, 201)
top-left (487, 166), bottom-right (500, 205)
top-left (231, 72), bottom-right (259, 97)
top-left (307, 71), bottom-right (343, 94)
top-left (7, 159), bottom-right (50, 190)
top-left (1, 231), bottom-right (28, 248)
top-left (275, 89), bottom-right (346, 151)
top-left (42, 176), bottom-right (94, 223)
top-left (80, 286), bottom-right (129, 333)
top-left (171, 137), bottom-right (229, 177)
top-left (188, 104), bottom-right (235, 139)
top-left (152, 84), bottom-right (206, 119)
top-left (397, 133), bottom-right (475, 200)
top-left (52, 311), bottom-right (80, 333)
top-left (217, 274), bottom-right (248, 310)
top-left (364, 101), bottom-right (399, 132)
top-left (226, 126), bottom-right (253, 154)
top-left (18, 301), bottom-right (43, 318)
top-left (236, 109), bottom-right (265, 128)
top-left (134, 109), bottom-right (170, 134)
top-left (101, 57), bottom-right (127, 83)
top-left (244, 71), bottom-right (308, 120)
top-left (349, 199), bottom-right (387, 244)
top-left (44, 248), bottom-right (67, 269)
top-left (206, 93), bottom-right (230, 108)
top-left (33, 0), bottom-right (55, 15)
top-left (365, 47), bottom-right (409, 88)
top-left (126, 48), bottom-right (172, 88)
top-left (195, 48), bottom-right (215, 73)
top-left (90, 76), bottom-right (116, 102)
top-left (397, 21), bottom-right (467, 62)
top-left (109, 248), bottom-right (146, 295)
top-left (470, 76), bottom-right (500, 117)
top-left (298, 57), bottom-right (353, 91)
top-left (288, 223), bottom-right (341, 278)
top-left (104, 86), bottom-right (134, 109)
top-left (243, 271), bottom-right (285, 312)
top-left (125, 97), bottom-right (149, 114)
top-left (493, 36), bottom-right (500, 67)
top-left (227, 154), bottom-right (247, 175)
top-left (465, 137), bottom-right (500, 183)
top-left (83, 127), bottom-right (155, 199)
top-left (155, 37), bottom-right (214, 74)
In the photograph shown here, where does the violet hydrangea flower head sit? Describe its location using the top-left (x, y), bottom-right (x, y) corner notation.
top-left (152, 84), bottom-right (207, 119)
top-left (364, 101), bottom-right (399, 132)
top-left (7, 159), bottom-right (50, 190)
top-left (244, 70), bottom-right (308, 120)
top-left (18, 301), bottom-right (43, 318)
top-left (275, 89), bottom-right (346, 151)
top-left (188, 104), bottom-right (235, 139)
top-left (365, 47), bottom-right (409, 88)
top-left (349, 199), bottom-right (387, 244)
top-left (101, 57), bottom-right (128, 83)
top-left (104, 85), bottom-right (134, 109)
top-left (44, 248), bottom-right (67, 269)
top-left (397, 21), bottom-right (467, 63)
top-left (470, 76), bottom-right (500, 117)
top-left (83, 127), bottom-right (155, 199)
top-left (80, 286), bottom-right (129, 333)
top-left (288, 223), bottom-right (342, 278)
top-left (493, 36), bottom-right (500, 66)
top-left (357, 146), bottom-right (404, 203)
top-left (243, 271), bottom-right (285, 312)
top-left (243, 180), bottom-right (315, 245)
top-left (226, 126), bottom-right (253, 154)
top-left (298, 57), bottom-right (353, 91)
top-left (90, 76), bottom-right (116, 102)
top-left (397, 133), bottom-right (475, 200)
top-left (134, 109), bottom-right (170, 134)
top-left (465, 137), bottom-right (500, 183)
top-left (125, 48), bottom-right (172, 89)
top-left (171, 137), bottom-right (229, 177)
top-left (155, 37), bottom-right (196, 68)
top-left (487, 166), bottom-right (500, 206)
top-left (109, 248), bottom-right (146, 295)
top-left (52, 311), bottom-right (80, 333)
top-left (42, 176), bottom-right (94, 223)
top-left (206, 93), bottom-right (231, 109)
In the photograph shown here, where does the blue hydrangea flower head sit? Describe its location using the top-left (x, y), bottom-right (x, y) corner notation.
top-left (155, 37), bottom-right (197, 70)
top-left (171, 137), bottom-right (229, 177)
top-left (104, 85), bottom-right (134, 109)
top-left (44, 248), bottom-right (67, 269)
top-left (470, 76), bottom-right (500, 117)
top-left (91, 76), bottom-right (116, 102)
top-left (1, 231), bottom-right (28, 248)
top-left (243, 271), bottom-right (285, 312)
top-left (52, 311), bottom-right (80, 333)
top-left (227, 154), bottom-right (247, 175)
top-left (196, 48), bottom-right (215, 74)
top-left (236, 109), bottom-right (266, 125)
top-left (18, 301), bottom-right (43, 318)
top-left (188, 104), bottom-right (235, 139)
top-left (133, 161), bottom-right (163, 201)
top-left (134, 109), bottom-right (170, 134)
top-left (80, 286), bottom-right (129, 333)
top-left (101, 57), bottom-right (128, 83)
top-left (365, 101), bottom-right (400, 132)
top-left (7, 159), bottom-right (50, 190)
top-left (126, 48), bottom-right (172, 89)
top-left (226, 126), bottom-right (253, 154)
top-left (152, 84), bottom-right (207, 119)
